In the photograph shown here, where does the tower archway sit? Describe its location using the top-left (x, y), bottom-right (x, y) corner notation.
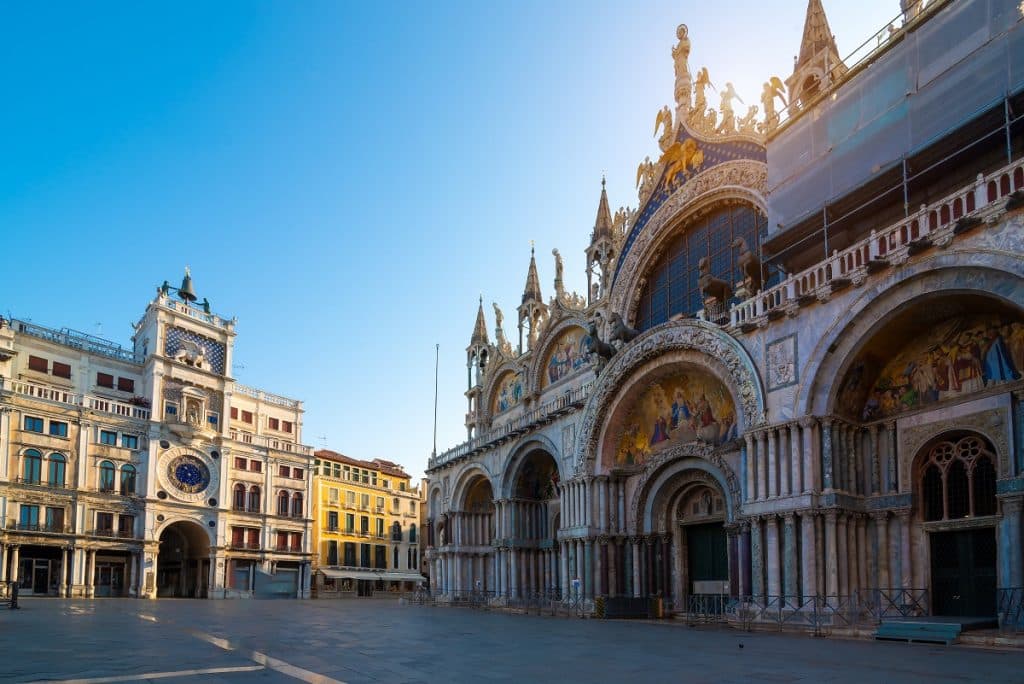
top-left (156, 521), bottom-right (211, 598)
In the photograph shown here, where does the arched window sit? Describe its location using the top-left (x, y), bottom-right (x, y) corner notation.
top-left (233, 484), bottom-right (247, 511)
top-left (278, 491), bottom-right (290, 516)
top-left (120, 464), bottom-right (137, 495)
top-left (291, 492), bottom-right (303, 518)
top-left (920, 435), bottom-right (998, 521)
top-left (409, 523), bottom-right (417, 543)
top-left (393, 546), bottom-right (399, 569)
top-left (248, 486), bottom-right (261, 513)
top-left (99, 461), bottom-right (116, 492)
top-left (22, 449), bottom-right (42, 484)
top-left (47, 453), bottom-right (66, 487)
top-left (635, 203), bottom-right (767, 330)
top-left (392, 521), bottom-right (402, 541)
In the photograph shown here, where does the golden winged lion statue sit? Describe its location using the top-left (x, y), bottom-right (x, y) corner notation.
top-left (659, 137), bottom-right (704, 191)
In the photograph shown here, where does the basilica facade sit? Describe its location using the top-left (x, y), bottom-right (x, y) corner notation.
top-left (425, 0), bottom-right (1024, 623)
top-left (0, 271), bottom-right (315, 598)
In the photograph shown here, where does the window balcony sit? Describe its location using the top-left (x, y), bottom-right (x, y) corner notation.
top-left (15, 477), bottom-right (70, 489)
top-left (88, 528), bottom-right (140, 540)
top-left (8, 521), bottom-right (70, 534)
top-left (230, 541), bottom-right (262, 551)
top-left (274, 544), bottom-right (303, 553)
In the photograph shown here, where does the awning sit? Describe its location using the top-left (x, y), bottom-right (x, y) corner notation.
top-left (381, 572), bottom-right (426, 583)
top-left (317, 569), bottom-right (382, 581)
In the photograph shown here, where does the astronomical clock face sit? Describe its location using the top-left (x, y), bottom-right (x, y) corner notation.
top-left (158, 447), bottom-right (218, 504)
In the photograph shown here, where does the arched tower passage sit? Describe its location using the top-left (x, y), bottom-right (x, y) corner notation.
top-left (156, 519), bottom-right (212, 599)
top-left (573, 318), bottom-right (765, 477)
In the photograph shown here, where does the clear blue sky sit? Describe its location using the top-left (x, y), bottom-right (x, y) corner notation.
top-left (0, 1), bottom-right (899, 478)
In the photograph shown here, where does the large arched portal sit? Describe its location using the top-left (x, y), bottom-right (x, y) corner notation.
top-left (444, 473), bottom-right (495, 594)
top-left (507, 449), bottom-right (560, 598)
top-left (157, 521), bottom-right (211, 598)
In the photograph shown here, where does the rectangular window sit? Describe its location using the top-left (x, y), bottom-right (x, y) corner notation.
top-left (327, 540), bottom-right (339, 566)
top-left (374, 545), bottom-right (386, 569)
top-left (292, 468), bottom-right (303, 480)
top-left (370, 472), bottom-right (377, 486)
top-left (360, 543), bottom-right (371, 568)
top-left (241, 410), bottom-right (253, 424)
top-left (250, 460), bottom-right (262, 473)
top-left (327, 511), bottom-right (338, 531)
top-left (345, 513), bottom-right (354, 533)
top-left (247, 528), bottom-right (260, 548)
top-left (291, 532), bottom-right (302, 551)
top-left (118, 514), bottom-right (134, 536)
top-left (96, 511), bottom-right (114, 533)
top-left (268, 417), bottom-right (280, 430)
top-left (234, 457), bottom-right (247, 470)
top-left (279, 465), bottom-right (290, 478)
top-left (48, 420), bottom-right (68, 437)
top-left (360, 516), bottom-right (369, 534)
top-left (344, 542), bottom-right (356, 566)
top-left (333, 463), bottom-right (341, 478)
top-left (409, 500), bottom-right (416, 514)
top-left (20, 504), bottom-right (40, 528)
top-left (375, 518), bottom-right (384, 537)
top-left (376, 497), bottom-right (384, 511)
top-left (328, 488), bottom-right (339, 503)
top-left (117, 377), bottom-right (135, 393)
top-left (345, 490), bottom-right (354, 506)
top-left (96, 372), bottom-right (114, 388)
top-left (121, 434), bottom-right (138, 450)
top-left (282, 420), bottom-right (293, 433)
top-left (230, 407), bottom-right (239, 420)
top-left (99, 430), bottom-right (117, 446)
top-left (52, 361), bottom-right (72, 379)
top-left (276, 531), bottom-right (288, 550)
top-left (231, 527), bottom-right (245, 546)
top-left (24, 416), bottom-right (44, 433)
top-left (165, 401), bottom-right (178, 417)
top-left (28, 355), bottom-right (48, 373)
top-left (361, 493), bottom-right (369, 509)
top-left (45, 506), bottom-right (64, 531)
top-left (399, 481), bottom-right (406, 491)
top-left (382, 480), bottom-right (390, 489)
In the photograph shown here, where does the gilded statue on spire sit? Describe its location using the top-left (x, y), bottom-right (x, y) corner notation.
top-left (672, 24), bottom-right (692, 119)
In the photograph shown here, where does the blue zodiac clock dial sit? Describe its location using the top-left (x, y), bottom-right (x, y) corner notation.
top-left (167, 454), bottom-right (211, 495)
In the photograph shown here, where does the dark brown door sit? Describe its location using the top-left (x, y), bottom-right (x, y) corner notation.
top-left (930, 528), bottom-right (996, 617)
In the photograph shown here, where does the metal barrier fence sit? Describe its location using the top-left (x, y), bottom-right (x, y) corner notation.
top-left (997, 588), bottom-right (1024, 632)
top-left (403, 589), bottom-right (589, 618)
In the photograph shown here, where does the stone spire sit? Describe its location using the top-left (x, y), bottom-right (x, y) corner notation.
top-left (786, 0), bottom-right (847, 110)
top-left (522, 244), bottom-right (543, 304)
top-left (470, 295), bottom-right (489, 346)
top-left (593, 176), bottom-right (613, 241)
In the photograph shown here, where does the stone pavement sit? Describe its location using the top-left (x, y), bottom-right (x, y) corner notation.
top-left (1, 598), bottom-right (1022, 683)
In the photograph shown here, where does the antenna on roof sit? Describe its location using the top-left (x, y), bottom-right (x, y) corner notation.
top-left (318, 434), bottom-right (328, 449)
top-left (432, 343), bottom-right (439, 459)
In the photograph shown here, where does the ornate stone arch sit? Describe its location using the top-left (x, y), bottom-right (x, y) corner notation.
top-left (481, 359), bottom-right (527, 423)
top-left (799, 254), bottom-right (1024, 417)
top-left (526, 316), bottom-right (592, 397)
top-left (899, 415), bottom-right (1011, 493)
top-left (499, 433), bottom-right (563, 500)
top-left (449, 462), bottom-right (497, 511)
top-left (629, 442), bottom-right (742, 535)
top-left (154, 515), bottom-right (214, 547)
top-left (609, 160), bottom-right (768, 325)
top-left (573, 318), bottom-right (765, 476)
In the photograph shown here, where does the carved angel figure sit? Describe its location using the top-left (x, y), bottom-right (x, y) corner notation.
top-left (654, 105), bottom-right (675, 152)
top-left (760, 77), bottom-right (787, 132)
top-left (718, 82), bottom-right (743, 133)
top-left (738, 105), bottom-right (759, 134)
top-left (693, 67), bottom-right (712, 115)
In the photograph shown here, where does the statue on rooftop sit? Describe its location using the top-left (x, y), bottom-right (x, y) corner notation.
top-left (672, 24), bottom-right (692, 117)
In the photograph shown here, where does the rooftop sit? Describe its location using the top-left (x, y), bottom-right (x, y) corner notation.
top-left (8, 318), bottom-right (143, 364)
top-left (316, 449), bottom-right (411, 479)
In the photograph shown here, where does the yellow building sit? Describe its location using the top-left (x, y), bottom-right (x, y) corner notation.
top-left (311, 449), bottom-right (423, 596)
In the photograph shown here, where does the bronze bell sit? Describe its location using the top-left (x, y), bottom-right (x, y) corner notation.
top-left (178, 267), bottom-right (197, 302)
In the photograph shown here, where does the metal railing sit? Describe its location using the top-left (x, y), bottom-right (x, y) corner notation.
top-left (11, 319), bottom-right (142, 364)
top-left (429, 381), bottom-right (593, 470)
top-left (731, 156), bottom-right (1024, 329)
top-left (87, 528), bottom-right (140, 540)
top-left (7, 521), bottom-right (70, 534)
top-left (7, 379), bottom-right (151, 420)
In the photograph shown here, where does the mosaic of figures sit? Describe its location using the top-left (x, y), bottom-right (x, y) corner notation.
top-left (515, 455), bottom-right (560, 500)
top-left (493, 371), bottom-right (525, 415)
top-left (614, 370), bottom-right (737, 466)
top-left (841, 313), bottom-right (1024, 421)
top-left (543, 327), bottom-right (591, 388)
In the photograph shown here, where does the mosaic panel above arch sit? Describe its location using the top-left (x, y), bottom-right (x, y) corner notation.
top-left (541, 326), bottom-right (591, 388)
top-left (614, 368), bottom-right (737, 467)
top-left (836, 303), bottom-right (1024, 422)
top-left (491, 370), bottom-right (525, 415)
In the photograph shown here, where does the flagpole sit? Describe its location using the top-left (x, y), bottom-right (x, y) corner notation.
top-left (432, 343), bottom-right (439, 459)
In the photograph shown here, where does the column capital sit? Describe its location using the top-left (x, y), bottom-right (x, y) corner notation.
top-left (870, 510), bottom-right (889, 522)
top-left (782, 512), bottom-right (796, 524)
top-left (820, 416), bottom-right (834, 428)
top-left (597, 535), bottom-right (610, 546)
top-left (885, 420), bottom-right (897, 431)
top-left (894, 509), bottom-right (911, 521)
top-left (868, 423), bottom-right (880, 437)
top-left (824, 509), bottom-right (838, 523)
top-left (643, 535), bottom-right (655, 546)
top-left (660, 532), bottom-right (672, 544)
top-left (999, 495), bottom-right (1024, 513)
top-left (627, 535), bottom-right (643, 545)
top-left (796, 509), bottom-right (817, 520)
top-left (798, 416), bottom-right (817, 429)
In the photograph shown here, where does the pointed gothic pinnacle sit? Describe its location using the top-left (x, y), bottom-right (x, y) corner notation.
top-left (594, 176), bottom-right (613, 240)
top-left (471, 296), bottom-right (489, 346)
top-left (522, 245), bottom-right (543, 304)
top-left (796, 0), bottom-right (840, 69)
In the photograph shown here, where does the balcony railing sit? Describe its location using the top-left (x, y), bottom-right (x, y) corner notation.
top-left (8, 521), bottom-right (69, 534)
top-left (11, 319), bottom-right (142, 364)
top-left (232, 505), bottom-right (263, 514)
top-left (14, 477), bottom-right (70, 489)
top-left (230, 541), bottom-right (262, 550)
top-left (233, 383), bottom-right (301, 409)
top-left (730, 156), bottom-right (1024, 329)
top-left (88, 528), bottom-right (140, 540)
top-left (158, 297), bottom-right (232, 330)
top-left (227, 429), bottom-right (313, 456)
top-left (7, 379), bottom-right (151, 420)
top-left (275, 545), bottom-right (303, 553)
top-left (429, 381), bottom-right (593, 470)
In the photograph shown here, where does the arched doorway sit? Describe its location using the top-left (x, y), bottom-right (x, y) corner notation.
top-left (451, 474), bottom-right (495, 594)
top-left (673, 482), bottom-right (729, 600)
top-left (917, 432), bottom-right (999, 617)
top-left (157, 521), bottom-right (211, 598)
top-left (509, 449), bottom-right (560, 597)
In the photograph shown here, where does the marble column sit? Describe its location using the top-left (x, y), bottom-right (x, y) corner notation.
top-left (9, 545), bottom-right (20, 585)
top-left (837, 513), bottom-right (849, 598)
top-left (739, 522), bottom-right (751, 597)
top-left (999, 497), bottom-right (1024, 589)
top-left (584, 540), bottom-right (594, 598)
top-left (800, 417), bottom-right (818, 493)
top-left (559, 542), bottom-right (569, 597)
top-left (799, 511), bottom-right (817, 601)
top-left (767, 429), bottom-right (779, 498)
top-left (0, 544), bottom-right (7, 596)
top-left (856, 515), bottom-right (867, 595)
top-left (59, 547), bottom-right (69, 598)
top-left (789, 424), bottom-right (802, 495)
top-left (885, 422), bottom-right (897, 493)
top-left (821, 418), bottom-right (834, 492)
top-left (750, 518), bottom-right (764, 602)
top-left (661, 533), bottom-right (673, 601)
top-left (744, 434), bottom-right (756, 502)
top-left (765, 516), bottom-right (781, 599)
top-left (631, 538), bottom-right (642, 598)
top-left (782, 514), bottom-right (798, 601)
top-left (597, 537), bottom-right (608, 596)
top-left (874, 512), bottom-right (890, 589)
top-left (868, 425), bottom-right (880, 494)
top-left (510, 548), bottom-right (519, 598)
top-left (757, 432), bottom-right (769, 501)
top-left (824, 511), bottom-right (838, 601)
top-left (86, 549), bottom-right (96, 598)
top-left (897, 511), bottom-right (912, 591)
